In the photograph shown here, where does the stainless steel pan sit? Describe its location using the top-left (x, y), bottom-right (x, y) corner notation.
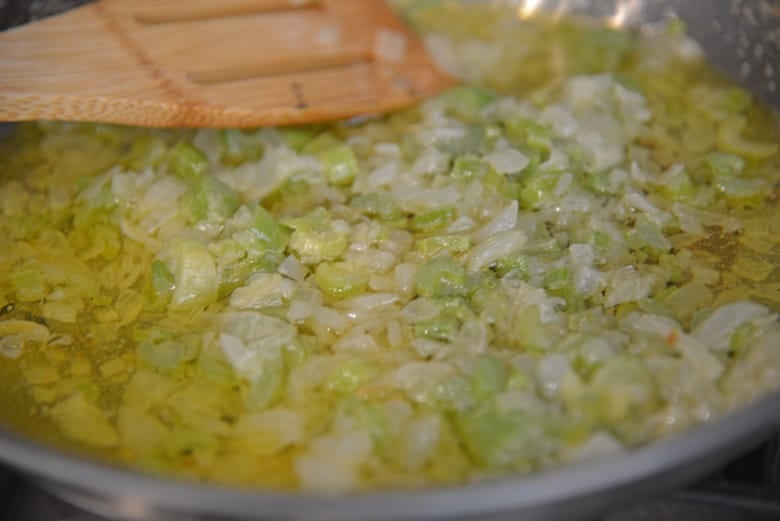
top-left (0, 1), bottom-right (778, 520)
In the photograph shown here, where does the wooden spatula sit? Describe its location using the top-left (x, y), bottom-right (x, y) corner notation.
top-left (0, 0), bottom-right (455, 128)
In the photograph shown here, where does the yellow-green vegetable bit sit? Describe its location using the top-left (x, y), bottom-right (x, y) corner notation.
top-left (0, 0), bottom-right (779, 495)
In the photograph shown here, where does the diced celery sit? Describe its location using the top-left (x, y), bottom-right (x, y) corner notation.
top-left (285, 208), bottom-right (348, 263)
top-left (321, 145), bottom-right (360, 186)
top-left (252, 206), bottom-right (289, 254)
top-left (584, 171), bottom-right (614, 195)
top-left (729, 321), bottom-right (755, 355)
top-left (415, 255), bottom-right (468, 297)
top-left (456, 402), bottom-right (552, 468)
top-left (504, 117), bottom-right (552, 155)
top-left (301, 132), bottom-right (342, 156)
top-left (416, 235), bottom-right (471, 257)
top-left (411, 207), bottom-right (457, 234)
top-left (441, 86), bottom-right (498, 122)
top-left (470, 354), bottom-right (508, 400)
top-left (314, 262), bottom-right (369, 299)
top-left (705, 151), bottom-right (745, 177)
top-left (493, 253), bottom-right (529, 278)
top-left (167, 141), bottom-right (209, 181)
top-left (519, 172), bottom-right (558, 209)
top-left (450, 156), bottom-right (486, 180)
top-left (544, 267), bottom-right (584, 312)
top-left (351, 193), bottom-right (403, 221)
top-left (589, 230), bottom-right (611, 249)
top-left (169, 240), bottom-right (219, 311)
top-left (281, 126), bottom-right (319, 151)
top-left (145, 260), bottom-right (175, 309)
top-left (414, 315), bottom-right (459, 342)
top-left (181, 176), bottom-right (240, 223)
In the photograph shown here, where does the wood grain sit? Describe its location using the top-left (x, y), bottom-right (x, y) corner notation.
top-left (0, 0), bottom-right (455, 128)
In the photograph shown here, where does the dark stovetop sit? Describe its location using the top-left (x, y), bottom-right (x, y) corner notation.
top-left (1, 432), bottom-right (780, 521)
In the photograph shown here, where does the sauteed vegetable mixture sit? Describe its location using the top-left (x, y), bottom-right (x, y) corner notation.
top-left (0, 1), bottom-right (779, 493)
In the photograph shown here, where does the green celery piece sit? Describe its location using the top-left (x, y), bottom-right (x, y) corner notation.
top-left (544, 267), bottom-right (571, 291)
top-left (144, 260), bottom-right (175, 310)
top-left (321, 145), bottom-right (360, 186)
top-left (252, 206), bottom-right (289, 253)
top-left (519, 172), bottom-right (559, 209)
top-left (167, 141), bottom-right (209, 181)
top-left (182, 176), bottom-right (241, 223)
top-left (415, 255), bottom-right (467, 297)
top-left (412, 207), bottom-right (457, 234)
top-left (325, 358), bottom-right (379, 393)
top-left (414, 315), bottom-right (460, 342)
top-left (219, 129), bottom-right (264, 166)
top-left (314, 262), bottom-right (369, 299)
top-left (285, 208), bottom-right (348, 262)
top-left (589, 230), bottom-right (611, 249)
top-left (169, 240), bottom-right (219, 311)
top-left (416, 235), bottom-right (471, 257)
top-left (493, 253), bottom-right (529, 278)
top-left (583, 171), bottom-right (614, 195)
top-left (658, 253), bottom-right (685, 284)
top-left (217, 256), bottom-right (277, 299)
top-left (705, 151), bottom-right (745, 177)
top-left (281, 126), bottom-right (320, 152)
top-left (301, 132), bottom-right (342, 156)
top-left (470, 354), bottom-right (509, 400)
top-left (456, 402), bottom-right (548, 468)
top-left (441, 85), bottom-right (498, 122)
top-left (351, 193), bottom-right (403, 221)
top-left (729, 322), bottom-right (756, 355)
top-left (450, 156), bottom-right (486, 181)
top-left (504, 117), bottom-right (552, 155)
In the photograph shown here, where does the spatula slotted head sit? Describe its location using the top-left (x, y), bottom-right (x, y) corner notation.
top-left (0, 0), bottom-right (455, 127)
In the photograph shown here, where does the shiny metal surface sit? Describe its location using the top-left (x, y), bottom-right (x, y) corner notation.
top-left (0, 1), bottom-right (779, 521)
